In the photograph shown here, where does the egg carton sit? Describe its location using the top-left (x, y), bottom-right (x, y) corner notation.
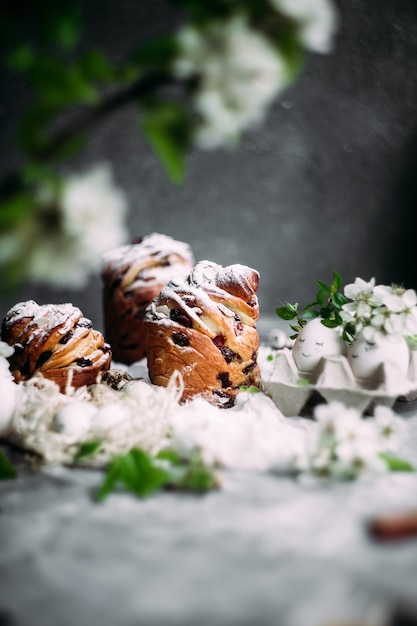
top-left (263, 348), bottom-right (417, 417)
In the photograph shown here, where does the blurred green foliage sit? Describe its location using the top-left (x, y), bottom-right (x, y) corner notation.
top-left (0, 0), bottom-right (308, 290)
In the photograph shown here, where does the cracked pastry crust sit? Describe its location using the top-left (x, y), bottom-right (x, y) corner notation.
top-left (1, 301), bottom-right (112, 392)
top-left (144, 261), bottom-right (262, 407)
top-left (101, 233), bottom-right (194, 364)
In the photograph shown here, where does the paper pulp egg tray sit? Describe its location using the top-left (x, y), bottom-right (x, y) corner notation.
top-left (263, 348), bottom-right (417, 417)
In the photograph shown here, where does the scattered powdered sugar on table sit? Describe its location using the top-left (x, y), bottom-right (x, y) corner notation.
top-left (170, 391), bottom-right (315, 472)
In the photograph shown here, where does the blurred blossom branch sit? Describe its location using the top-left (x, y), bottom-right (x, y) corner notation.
top-left (0, 0), bottom-right (338, 291)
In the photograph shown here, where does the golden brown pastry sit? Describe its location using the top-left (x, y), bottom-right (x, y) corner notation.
top-left (101, 233), bottom-right (194, 364)
top-left (144, 260), bottom-right (262, 407)
top-left (1, 301), bottom-right (111, 392)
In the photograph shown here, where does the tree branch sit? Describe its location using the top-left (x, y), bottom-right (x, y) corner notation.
top-left (0, 71), bottom-right (173, 198)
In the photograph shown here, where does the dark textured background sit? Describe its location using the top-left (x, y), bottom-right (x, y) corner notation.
top-left (1, 0), bottom-right (417, 333)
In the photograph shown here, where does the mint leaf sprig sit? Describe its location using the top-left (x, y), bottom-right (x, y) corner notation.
top-left (94, 448), bottom-right (218, 503)
top-left (276, 271), bottom-right (354, 341)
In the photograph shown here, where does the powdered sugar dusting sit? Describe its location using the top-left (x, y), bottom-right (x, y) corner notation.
top-left (148, 260), bottom-right (259, 331)
top-left (4, 301), bottom-right (81, 330)
top-left (170, 391), bottom-right (315, 471)
top-left (101, 233), bottom-right (194, 271)
top-left (188, 260), bottom-right (220, 286)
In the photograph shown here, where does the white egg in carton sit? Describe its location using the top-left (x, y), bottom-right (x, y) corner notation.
top-left (263, 348), bottom-right (417, 417)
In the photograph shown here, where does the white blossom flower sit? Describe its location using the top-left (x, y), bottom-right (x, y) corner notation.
top-left (173, 16), bottom-right (290, 149)
top-left (270, 0), bottom-right (338, 53)
top-left (402, 288), bottom-right (417, 308)
top-left (306, 401), bottom-right (403, 480)
top-left (344, 277), bottom-right (379, 304)
top-left (360, 324), bottom-right (382, 342)
top-left (341, 278), bottom-right (417, 341)
top-left (374, 285), bottom-right (406, 311)
top-left (28, 164), bottom-right (128, 288)
top-left (371, 286), bottom-right (417, 336)
top-left (373, 405), bottom-right (404, 452)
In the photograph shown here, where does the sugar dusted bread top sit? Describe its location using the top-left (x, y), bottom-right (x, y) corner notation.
top-left (1, 300), bottom-right (111, 392)
top-left (101, 233), bottom-right (194, 293)
top-left (144, 260), bottom-right (261, 406)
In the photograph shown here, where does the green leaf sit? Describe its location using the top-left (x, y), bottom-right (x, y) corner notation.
top-left (342, 322), bottom-right (356, 343)
top-left (77, 50), bottom-right (115, 84)
top-left (266, 354), bottom-right (275, 361)
top-left (114, 62), bottom-right (141, 84)
top-left (0, 192), bottom-right (32, 228)
top-left (0, 450), bottom-right (17, 480)
top-left (302, 309), bottom-right (319, 320)
top-left (302, 300), bottom-right (319, 312)
top-left (40, 1), bottom-right (82, 50)
top-left (240, 385), bottom-right (262, 393)
top-left (332, 291), bottom-right (348, 309)
top-left (131, 35), bottom-right (179, 71)
top-left (332, 271), bottom-right (343, 291)
top-left (321, 318), bottom-right (340, 329)
top-left (406, 334), bottom-right (417, 351)
top-left (95, 449), bottom-right (171, 502)
top-left (25, 58), bottom-right (99, 107)
top-left (173, 450), bottom-right (218, 492)
top-left (17, 102), bottom-right (61, 153)
top-left (95, 447), bottom-right (219, 502)
top-left (156, 448), bottom-right (183, 466)
top-left (275, 33), bottom-right (305, 86)
top-left (316, 280), bottom-right (330, 295)
top-left (74, 440), bottom-right (102, 463)
top-left (316, 290), bottom-right (325, 307)
top-left (95, 464), bottom-right (120, 503)
top-left (379, 453), bottom-right (415, 473)
top-left (319, 306), bottom-right (332, 319)
top-left (276, 302), bottom-right (298, 321)
top-left (118, 449), bottom-right (171, 497)
top-left (7, 44), bottom-right (35, 71)
top-left (140, 101), bottom-right (191, 184)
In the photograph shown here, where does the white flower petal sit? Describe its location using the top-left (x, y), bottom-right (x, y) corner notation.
top-left (174, 16), bottom-right (289, 149)
top-left (27, 164), bottom-right (128, 288)
top-left (270, 0), bottom-right (338, 53)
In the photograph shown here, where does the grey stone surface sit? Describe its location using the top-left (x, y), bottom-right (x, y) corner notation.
top-left (1, 400), bottom-right (417, 626)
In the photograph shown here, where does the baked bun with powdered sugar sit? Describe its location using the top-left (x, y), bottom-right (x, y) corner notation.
top-left (144, 260), bottom-right (262, 407)
top-left (101, 233), bottom-right (194, 364)
top-left (1, 300), bottom-right (111, 392)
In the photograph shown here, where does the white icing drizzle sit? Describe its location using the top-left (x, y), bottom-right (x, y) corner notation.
top-left (146, 260), bottom-right (259, 335)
